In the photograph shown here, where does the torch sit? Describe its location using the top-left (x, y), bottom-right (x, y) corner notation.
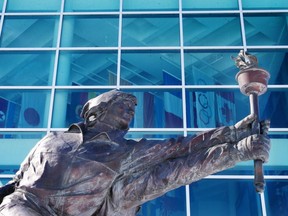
top-left (233, 50), bottom-right (270, 193)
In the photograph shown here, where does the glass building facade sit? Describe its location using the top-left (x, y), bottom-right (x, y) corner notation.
top-left (0, 0), bottom-right (287, 215)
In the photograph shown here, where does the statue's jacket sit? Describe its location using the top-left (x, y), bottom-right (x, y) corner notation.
top-left (4, 123), bottom-right (239, 216)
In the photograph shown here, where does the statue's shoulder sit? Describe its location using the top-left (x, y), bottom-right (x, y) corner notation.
top-left (34, 123), bottom-right (85, 152)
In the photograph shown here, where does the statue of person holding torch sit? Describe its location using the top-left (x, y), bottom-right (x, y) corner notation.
top-left (0, 89), bottom-right (270, 216)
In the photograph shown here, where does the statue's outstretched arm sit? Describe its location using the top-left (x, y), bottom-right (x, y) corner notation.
top-left (110, 116), bottom-right (270, 211)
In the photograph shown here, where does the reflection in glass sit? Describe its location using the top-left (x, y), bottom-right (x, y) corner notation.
top-left (122, 15), bottom-right (180, 47)
top-left (190, 179), bottom-right (262, 216)
top-left (185, 51), bottom-right (288, 85)
top-left (242, 0), bottom-right (288, 10)
top-left (182, 0), bottom-right (238, 10)
top-left (265, 180), bottom-right (288, 216)
top-left (123, 0), bottom-right (178, 11)
top-left (57, 51), bottom-right (118, 85)
top-left (64, 0), bottom-right (119, 12)
top-left (186, 90), bottom-right (237, 128)
top-left (61, 15), bottom-right (119, 47)
top-left (138, 186), bottom-right (186, 216)
top-left (6, 0), bottom-right (61, 12)
top-left (0, 16), bottom-right (59, 47)
top-left (184, 51), bottom-right (239, 85)
top-left (186, 89), bottom-right (288, 129)
top-left (183, 15), bottom-right (242, 46)
top-left (0, 90), bottom-right (50, 128)
top-left (121, 51), bottom-right (181, 85)
top-left (244, 14), bottom-right (288, 46)
top-left (0, 51), bottom-right (55, 86)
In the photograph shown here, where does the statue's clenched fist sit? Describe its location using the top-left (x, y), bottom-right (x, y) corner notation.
top-left (233, 115), bottom-right (270, 163)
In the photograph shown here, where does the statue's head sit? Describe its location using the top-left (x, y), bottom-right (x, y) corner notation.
top-left (80, 90), bottom-right (137, 130)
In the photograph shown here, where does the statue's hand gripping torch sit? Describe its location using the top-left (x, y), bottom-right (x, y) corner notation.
top-left (233, 50), bottom-right (270, 193)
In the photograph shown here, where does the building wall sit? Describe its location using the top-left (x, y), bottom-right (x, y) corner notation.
top-left (0, 0), bottom-right (288, 215)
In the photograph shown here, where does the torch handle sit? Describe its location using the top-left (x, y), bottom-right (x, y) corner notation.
top-left (249, 93), bottom-right (265, 193)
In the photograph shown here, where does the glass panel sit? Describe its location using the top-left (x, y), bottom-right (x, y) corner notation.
top-left (242, 0), bottom-right (288, 10)
top-left (137, 186), bottom-right (186, 216)
top-left (182, 0), bottom-right (238, 10)
top-left (64, 0), bottom-right (119, 12)
top-left (190, 179), bottom-right (262, 216)
top-left (184, 51), bottom-right (239, 85)
top-left (0, 132), bottom-right (45, 165)
top-left (0, 178), bottom-right (13, 186)
top-left (183, 14), bottom-right (242, 46)
top-left (0, 0), bottom-right (3, 10)
top-left (0, 90), bottom-right (51, 128)
top-left (0, 51), bottom-right (55, 86)
top-left (61, 15), bottom-right (119, 47)
top-left (123, 0), bottom-right (178, 11)
top-left (186, 89), bottom-right (288, 128)
top-left (6, 0), bottom-right (61, 12)
top-left (122, 15), bottom-right (180, 47)
top-left (121, 50), bottom-right (181, 85)
top-left (244, 14), bottom-right (288, 46)
top-left (52, 89), bottom-right (183, 128)
top-left (0, 16), bottom-right (59, 47)
top-left (56, 50), bottom-right (117, 85)
top-left (185, 50), bottom-right (288, 85)
top-left (126, 131), bottom-right (185, 139)
top-left (265, 180), bottom-right (288, 216)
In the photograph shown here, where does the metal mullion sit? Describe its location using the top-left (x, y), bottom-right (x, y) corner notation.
top-left (178, 1), bottom-right (191, 215)
top-left (238, 0), bottom-right (247, 51)
top-left (0, 0), bottom-right (7, 38)
top-left (4, 12), bottom-right (60, 16)
top-left (116, 0), bottom-right (123, 89)
top-left (46, 0), bottom-right (65, 133)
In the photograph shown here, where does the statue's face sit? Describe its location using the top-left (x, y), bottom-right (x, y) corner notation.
top-left (101, 98), bottom-right (135, 130)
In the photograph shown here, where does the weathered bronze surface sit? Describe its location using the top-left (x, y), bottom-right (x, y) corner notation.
top-left (0, 90), bottom-right (270, 215)
top-left (234, 50), bottom-right (271, 193)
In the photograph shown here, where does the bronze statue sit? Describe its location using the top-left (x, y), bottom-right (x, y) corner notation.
top-left (0, 90), bottom-right (270, 216)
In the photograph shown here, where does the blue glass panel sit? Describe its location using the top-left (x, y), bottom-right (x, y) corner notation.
top-left (122, 15), bottom-right (180, 47)
top-left (186, 89), bottom-right (238, 128)
top-left (137, 186), bottom-right (186, 216)
top-left (0, 51), bottom-right (55, 86)
top-left (0, 0), bottom-right (3, 9)
top-left (265, 180), bottom-right (288, 216)
top-left (57, 50), bottom-right (118, 85)
top-left (61, 15), bottom-right (119, 47)
top-left (64, 0), bottom-right (119, 12)
top-left (121, 50), bottom-right (181, 85)
top-left (0, 133), bottom-right (44, 165)
top-left (52, 89), bottom-right (183, 128)
top-left (6, 0), bottom-right (61, 12)
top-left (242, 0), bottom-right (288, 10)
top-left (184, 51), bottom-right (239, 85)
top-left (185, 50), bottom-right (288, 85)
top-left (126, 131), bottom-right (184, 139)
top-left (0, 165), bottom-right (19, 174)
top-left (123, 0), bottom-right (178, 11)
top-left (244, 14), bottom-right (288, 46)
top-left (190, 179), bottom-right (262, 216)
top-left (182, 0), bottom-right (238, 10)
top-left (0, 16), bottom-right (59, 47)
top-left (186, 89), bottom-right (288, 128)
top-left (0, 90), bottom-right (51, 128)
top-left (0, 178), bottom-right (13, 186)
top-left (183, 15), bottom-right (242, 46)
